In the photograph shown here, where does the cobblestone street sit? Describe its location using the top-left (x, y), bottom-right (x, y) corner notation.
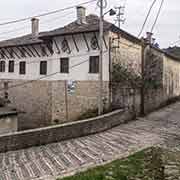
top-left (1, 102), bottom-right (180, 180)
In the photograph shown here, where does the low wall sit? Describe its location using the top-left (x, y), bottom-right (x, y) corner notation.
top-left (0, 109), bottom-right (134, 153)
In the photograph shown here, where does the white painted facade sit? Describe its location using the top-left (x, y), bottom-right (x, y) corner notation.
top-left (0, 32), bottom-right (110, 82)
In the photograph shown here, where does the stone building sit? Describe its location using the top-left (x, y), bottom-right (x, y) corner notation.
top-left (0, 6), bottom-right (180, 130)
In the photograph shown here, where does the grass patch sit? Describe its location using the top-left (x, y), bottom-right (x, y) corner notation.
top-left (57, 147), bottom-right (164, 180)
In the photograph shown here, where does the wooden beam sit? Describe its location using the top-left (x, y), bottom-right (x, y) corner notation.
top-left (82, 33), bottom-right (90, 51)
top-left (21, 47), bottom-right (32, 57)
top-left (9, 47), bottom-right (20, 59)
top-left (72, 34), bottom-right (79, 52)
top-left (63, 37), bottom-right (71, 54)
top-left (40, 44), bottom-right (49, 57)
top-left (93, 32), bottom-right (100, 49)
top-left (31, 45), bottom-right (41, 57)
top-left (5, 48), bottom-right (14, 59)
top-left (53, 39), bottom-right (61, 54)
top-left (0, 49), bottom-right (6, 59)
top-left (16, 47), bottom-right (27, 58)
top-left (46, 43), bottom-right (54, 55)
top-left (1, 48), bottom-right (9, 59)
top-left (25, 46), bottom-right (36, 57)
top-left (103, 36), bottom-right (108, 50)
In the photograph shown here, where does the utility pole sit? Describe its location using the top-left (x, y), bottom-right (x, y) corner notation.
top-left (98, 0), bottom-right (104, 115)
top-left (114, 6), bottom-right (126, 29)
top-left (140, 39), bottom-right (145, 116)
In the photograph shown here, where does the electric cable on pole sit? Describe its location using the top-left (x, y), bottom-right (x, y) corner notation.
top-left (114, 6), bottom-right (126, 29)
top-left (98, 0), bottom-right (104, 115)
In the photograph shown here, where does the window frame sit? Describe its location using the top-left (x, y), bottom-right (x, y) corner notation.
top-left (0, 61), bottom-right (6, 72)
top-left (60, 58), bottom-right (69, 74)
top-left (89, 56), bottom-right (99, 74)
top-left (40, 61), bottom-right (47, 75)
top-left (19, 61), bottom-right (26, 75)
top-left (8, 60), bottom-right (14, 73)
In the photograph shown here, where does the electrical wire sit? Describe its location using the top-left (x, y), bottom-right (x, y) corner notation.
top-left (137, 0), bottom-right (157, 37)
top-left (0, 0), bottom-right (96, 27)
top-left (0, 12), bottom-right (75, 41)
top-left (169, 39), bottom-right (180, 46)
top-left (150, 0), bottom-right (165, 33)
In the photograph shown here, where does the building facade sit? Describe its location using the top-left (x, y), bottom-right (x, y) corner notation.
top-left (0, 6), bottom-right (180, 130)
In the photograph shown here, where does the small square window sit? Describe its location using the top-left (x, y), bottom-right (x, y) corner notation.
top-left (40, 61), bottom-right (47, 75)
top-left (9, 61), bottom-right (14, 73)
top-left (0, 61), bottom-right (5, 72)
top-left (89, 56), bottom-right (99, 73)
top-left (19, 61), bottom-right (26, 75)
top-left (60, 58), bottom-right (69, 73)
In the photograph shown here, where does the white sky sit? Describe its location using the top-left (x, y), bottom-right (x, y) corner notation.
top-left (0, 0), bottom-right (179, 48)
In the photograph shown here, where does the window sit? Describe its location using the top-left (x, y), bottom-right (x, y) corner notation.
top-left (9, 61), bottom-right (14, 73)
top-left (19, 61), bottom-right (26, 74)
top-left (40, 61), bottom-right (47, 75)
top-left (60, 58), bottom-right (69, 73)
top-left (0, 61), bottom-right (5, 72)
top-left (89, 56), bottom-right (99, 73)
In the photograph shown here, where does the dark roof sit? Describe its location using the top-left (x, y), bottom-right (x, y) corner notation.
top-left (40, 14), bottom-right (141, 44)
top-left (0, 14), bottom-right (141, 48)
top-left (163, 46), bottom-right (180, 59)
top-left (0, 33), bottom-right (44, 48)
top-left (151, 45), bottom-right (180, 62)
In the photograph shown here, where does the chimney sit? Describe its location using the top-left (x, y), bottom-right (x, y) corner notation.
top-left (31, 18), bottom-right (39, 37)
top-left (146, 32), bottom-right (153, 44)
top-left (76, 6), bottom-right (86, 24)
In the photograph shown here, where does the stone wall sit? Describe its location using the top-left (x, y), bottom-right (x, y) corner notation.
top-left (0, 115), bottom-right (17, 135)
top-left (0, 109), bottom-right (134, 153)
top-left (0, 80), bottom-right (110, 130)
top-left (144, 47), bottom-right (180, 113)
top-left (51, 81), bottom-right (110, 124)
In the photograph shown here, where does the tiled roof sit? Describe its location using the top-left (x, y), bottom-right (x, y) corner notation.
top-left (40, 14), bottom-right (141, 44)
top-left (0, 33), bottom-right (44, 48)
top-left (40, 14), bottom-right (112, 36)
top-left (0, 14), bottom-right (141, 48)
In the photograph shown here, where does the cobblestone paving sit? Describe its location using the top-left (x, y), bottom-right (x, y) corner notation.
top-left (1, 102), bottom-right (180, 180)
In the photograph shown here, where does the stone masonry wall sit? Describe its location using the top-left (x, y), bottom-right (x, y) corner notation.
top-left (0, 80), bottom-right (52, 130)
top-left (51, 81), bottom-right (110, 124)
top-left (110, 32), bottom-right (142, 113)
top-left (144, 47), bottom-right (164, 113)
top-left (0, 80), bottom-right (109, 130)
top-left (144, 47), bottom-right (180, 113)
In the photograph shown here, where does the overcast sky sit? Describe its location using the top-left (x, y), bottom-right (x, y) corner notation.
top-left (0, 0), bottom-right (179, 48)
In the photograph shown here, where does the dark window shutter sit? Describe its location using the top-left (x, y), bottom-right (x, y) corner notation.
top-left (9, 61), bottom-right (14, 73)
top-left (89, 56), bottom-right (99, 73)
top-left (0, 61), bottom-right (6, 72)
top-left (40, 61), bottom-right (47, 75)
top-left (60, 58), bottom-right (69, 73)
top-left (19, 61), bottom-right (26, 74)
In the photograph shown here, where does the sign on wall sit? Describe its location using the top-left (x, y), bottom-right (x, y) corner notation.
top-left (67, 80), bottom-right (76, 94)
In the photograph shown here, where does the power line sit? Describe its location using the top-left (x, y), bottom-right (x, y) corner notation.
top-left (0, 0), bottom-right (96, 27)
top-left (0, 11), bottom-right (75, 39)
top-left (137, 0), bottom-right (157, 37)
top-left (114, 6), bottom-right (126, 29)
top-left (150, 0), bottom-right (165, 33)
top-left (169, 39), bottom-right (180, 46)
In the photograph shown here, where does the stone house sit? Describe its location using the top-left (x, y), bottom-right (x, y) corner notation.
top-left (0, 6), bottom-right (180, 130)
